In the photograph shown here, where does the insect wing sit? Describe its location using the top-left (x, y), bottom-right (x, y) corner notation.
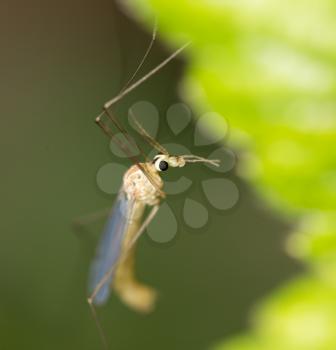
top-left (88, 190), bottom-right (134, 305)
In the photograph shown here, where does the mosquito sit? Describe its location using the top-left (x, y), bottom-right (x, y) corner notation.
top-left (84, 23), bottom-right (220, 349)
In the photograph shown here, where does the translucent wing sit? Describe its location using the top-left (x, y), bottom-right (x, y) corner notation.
top-left (88, 190), bottom-right (134, 305)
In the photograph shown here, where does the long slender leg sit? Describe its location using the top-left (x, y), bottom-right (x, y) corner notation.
top-left (126, 204), bottom-right (160, 250)
top-left (119, 18), bottom-right (157, 93)
top-left (103, 43), bottom-right (190, 110)
top-left (87, 205), bottom-right (160, 348)
top-left (73, 208), bottom-right (113, 350)
top-left (128, 109), bottom-right (168, 155)
top-left (88, 204), bottom-right (159, 305)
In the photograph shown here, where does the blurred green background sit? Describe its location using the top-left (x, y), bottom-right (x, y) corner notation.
top-left (0, 1), bottom-right (306, 349)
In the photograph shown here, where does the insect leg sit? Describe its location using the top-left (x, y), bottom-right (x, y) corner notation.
top-left (87, 205), bottom-right (159, 348)
top-left (87, 204), bottom-right (159, 305)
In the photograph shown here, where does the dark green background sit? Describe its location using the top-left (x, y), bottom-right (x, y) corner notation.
top-left (0, 1), bottom-right (301, 349)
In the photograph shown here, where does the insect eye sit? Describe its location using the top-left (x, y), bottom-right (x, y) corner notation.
top-left (155, 159), bottom-right (169, 172)
top-left (159, 160), bottom-right (169, 171)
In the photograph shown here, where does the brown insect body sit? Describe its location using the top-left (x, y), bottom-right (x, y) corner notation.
top-left (113, 162), bottom-right (164, 312)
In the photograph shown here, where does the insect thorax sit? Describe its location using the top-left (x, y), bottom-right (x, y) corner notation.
top-left (123, 163), bottom-right (164, 206)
